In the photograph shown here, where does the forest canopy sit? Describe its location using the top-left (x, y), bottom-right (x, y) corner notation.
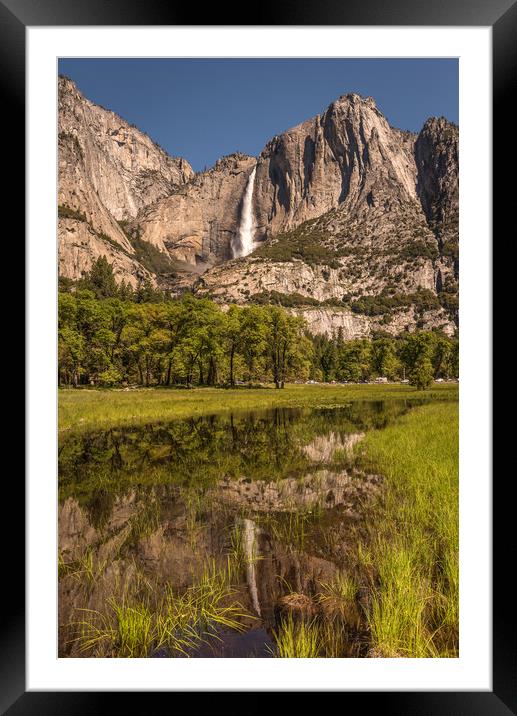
top-left (58, 258), bottom-right (458, 390)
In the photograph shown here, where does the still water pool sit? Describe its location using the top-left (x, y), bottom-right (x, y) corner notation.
top-left (58, 400), bottom-right (423, 657)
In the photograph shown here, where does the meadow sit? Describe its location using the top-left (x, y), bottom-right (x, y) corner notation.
top-left (355, 400), bottom-right (459, 657)
top-left (58, 382), bottom-right (457, 433)
top-left (58, 382), bottom-right (459, 658)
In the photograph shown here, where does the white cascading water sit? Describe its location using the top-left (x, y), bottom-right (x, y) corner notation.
top-left (232, 166), bottom-right (257, 258)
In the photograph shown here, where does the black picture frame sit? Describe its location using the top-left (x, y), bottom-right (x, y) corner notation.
top-left (5, 0), bottom-right (508, 710)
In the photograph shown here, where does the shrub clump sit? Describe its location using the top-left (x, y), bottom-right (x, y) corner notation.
top-left (351, 288), bottom-right (440, 316)
top-left (254, 221), bottom-right (341, 269)
top-left (58, 204), bottom-right (87, 222)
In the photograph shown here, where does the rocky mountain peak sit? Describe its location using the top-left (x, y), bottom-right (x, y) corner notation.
top-left (58, 76), bottom-right (194, 220)
top-left (210, 152), bottom-right (256, 174)
top-left (58, 79), bottom-right (459, 337)
top-left (415, 116), bottom-right (459, 257)
top-left (58, 76), bottom-right (195, 287)
top-left (334, 92), bottom-right (378, 109)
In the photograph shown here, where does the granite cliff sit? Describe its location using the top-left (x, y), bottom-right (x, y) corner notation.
top-left (58, 78), bottom-right (458, 335)
top-left (58, 76), bottom-right (194, 286)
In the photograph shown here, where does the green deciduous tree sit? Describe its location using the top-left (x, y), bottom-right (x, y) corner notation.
top-left (337, 339), bottom-right (372, 382)
top-left (265, 308), bottom-right (312, 388)
top-left (371, 338), bottom-right (399, 379)
top-left (58, 260), bottom-right (459, 389)
top-left (410, 352), bottom-right (434, 390)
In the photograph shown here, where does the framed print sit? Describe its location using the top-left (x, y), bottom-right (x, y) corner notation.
top-left (4, 0), bottom-right (510, 709)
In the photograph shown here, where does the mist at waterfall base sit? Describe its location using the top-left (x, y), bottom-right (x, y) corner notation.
top-left (232, 167), bottom-right (257, 258)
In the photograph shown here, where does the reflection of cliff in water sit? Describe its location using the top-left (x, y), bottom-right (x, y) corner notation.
top-left (58, 402), bottom-right (418, 657)
top-left (59, 456), bottom-right (379, 656)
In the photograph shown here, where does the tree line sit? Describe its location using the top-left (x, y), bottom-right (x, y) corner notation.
top-left (58, 258), bottom-right (458, 390)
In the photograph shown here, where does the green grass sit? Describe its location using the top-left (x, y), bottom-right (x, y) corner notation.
top-left (71, 597), bottom-right (156, 658)
top-left (110, 600), bottom-right (155, 658)
top-left (69, 560), bottom-right (251, 658)
top-left (317, 572), bottom-right (361, 628)
top-left (271, 615), bottom-right (323, 658)
top-left (60, 383), bottom-right (458, 659)
top-left (356, 401), bottom-right (459, 657)
top-left (59, 383), bottom-right (458, 433)
top-left (58, 547), bottom-right (108, 587)
top-left (271, 612), bottom-right (355, 658)
top-left (156, 562), bottom-right (249, 655)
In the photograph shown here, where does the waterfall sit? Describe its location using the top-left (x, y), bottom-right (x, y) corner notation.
top-left (233, 166), bottom-right (256, 258)
top-left (243, 518), bottom-right (261, 616)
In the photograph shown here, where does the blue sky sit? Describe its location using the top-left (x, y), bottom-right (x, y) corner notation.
top-left (58, 58), bottom-right (458, 173)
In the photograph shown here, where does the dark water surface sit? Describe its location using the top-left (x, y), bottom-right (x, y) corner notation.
top-left (58, 400), bottom-right (423, 658)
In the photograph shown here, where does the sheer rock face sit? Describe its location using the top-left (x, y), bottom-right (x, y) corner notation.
top-left (58, 80), bottom-right (458, 334)
top-left (58, 76), bottom-right (194, 220)
top-left (135, 93), bottom-right (431, 266)
top-left (188, 99), bottom-right (458, 335)
top-left (253, 94), bottom-right (419, 238)
top-left (58, 76), bottom-right (193, 283)
top-left (58, 219), bottom-right (151, 288)
top-left (58, 132), bottom-right (153, 287)
top-left (137, 153), bottom-right (256, 266)
top-left (415, 117), bottom-right (459, 250)
top-left (288, 305), bottom-right (455, 338)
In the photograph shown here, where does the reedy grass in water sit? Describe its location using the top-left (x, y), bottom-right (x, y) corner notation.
top-left (69, 560), bottom-right (251, 658)
top-left (110, 599), bottom-right (155, 658)
top-left (271, 612), bottom-right (351, 658)
top-left (270, 573), bottom-right (359, 658)
top-left (318, 619), bottom-right (349, 658)
top-left (59, 383), bottom-right (458, 433)
top-left (356, 401), bottom-right (459, 657)
top-left (257, 501), bottom-right (325, 552)
top-left (59, 546), bottom-right (109, 588)
top-left (317, 572), bottom-right (361, 628)
top-left (271, 614), bottom-right (322, 658)
top-left (71, 598), bottom-right (156, 658)
top-left (157, 561), bottom-right (249, 654)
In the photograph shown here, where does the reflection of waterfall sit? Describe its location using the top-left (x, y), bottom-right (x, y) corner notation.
top-left (243, 518), bottom-right (261, 616)
top-left (232, 167), bottom-right (256, 258)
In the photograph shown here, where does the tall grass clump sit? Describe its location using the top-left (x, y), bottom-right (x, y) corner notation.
top-left (271, 615), bottom-right (322, 658)
top-left (110, 599), bottom-right (155, 657)
top-left (317, 571), bottom-right (361, 628)
top-left (156, 560), bottom-right (249, 654)
top-left (356, 401), bottom-right (458, 657)
top-left (70, 561), bottom-right (250, 657)
top-left (71, 597), bottom-right (155, 658)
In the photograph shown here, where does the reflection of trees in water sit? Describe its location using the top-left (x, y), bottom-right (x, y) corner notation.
top-left (58, 400), bottom-right (431, 658)
top-left (59, 401), bottom-right (417, 524)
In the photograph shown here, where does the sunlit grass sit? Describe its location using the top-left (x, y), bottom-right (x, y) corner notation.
top-left (318, 619), bottom-right (348, 658)
top-left (59, 546), bottom-right (109, 587)
top-left (271, 614), bottom-right (322, 658)
top-left (59, 383), bottom-right (458, 433)
top-left (69, 560), bottom-right (252, 658)
top-left (60, 384), bottom-right (458, 659)
top-left (71, 596), bottom-right (156, 658)
top-left (157, 561), bottom-right (249, 653)
top-left (356, 401), bottom-right (459, 658)
top-left (317, 572), bottom-right (361, 628)
top-left (111, 600), bottom-right (155, 658)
